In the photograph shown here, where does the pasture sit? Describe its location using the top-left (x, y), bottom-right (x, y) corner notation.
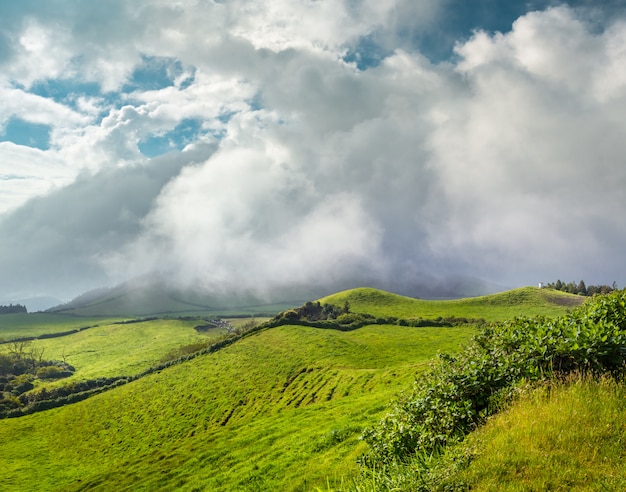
top-left (0, 286), bottom-right (596, 490)
top-left (0, 313), bottom-right (126, 341)
top-left (0, 322), bottom-right (475, 491)
top-left (320, 286), bottom-right (585, 321)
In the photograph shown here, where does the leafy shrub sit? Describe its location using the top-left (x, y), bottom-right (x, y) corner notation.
top-left (0, 395), bottom-right (21, 410)
top-left (35, 365), bottom-right (72, 379)
top-left (9, 374), bottom-right (34, 394)
top-left (361, 290), bottom-right (626, 465)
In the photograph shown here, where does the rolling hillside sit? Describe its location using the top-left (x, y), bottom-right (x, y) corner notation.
top-left (0, 322), bottom-right (475, 491)
top-left (47, 278), bottom-right (584, 320)
top-left (319, 286), bottom-right (585, 321)
top-left (0, 285), bottom-right (595, 490)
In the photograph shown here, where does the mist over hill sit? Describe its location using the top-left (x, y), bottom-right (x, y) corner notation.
top-left (46, 272), bottom-right (506, 317)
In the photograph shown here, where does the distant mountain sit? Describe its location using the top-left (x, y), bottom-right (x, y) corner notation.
top-left (47, 275), bottom-right (325, 317)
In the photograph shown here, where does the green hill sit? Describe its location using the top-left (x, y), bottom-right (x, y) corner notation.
top-left (0, 322), bottom-right (475, 491)
top-left (351, 288), bottom-right (626, 490)
top-left (320, 286), bottom-right (584, 321)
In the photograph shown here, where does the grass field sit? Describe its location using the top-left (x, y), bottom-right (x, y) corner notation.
top-left (0, 313), bottom-right (127, 341)
top-left (0, 286), bottom-right (595, 491)
top-left (320, 286), bottom-right (585, 321)
top-left (438, 375), bottom-right (626, 491)
top-left (5, 318), bottom-right (228, 389)
top-left (0, 323), bottom-right (475, 491)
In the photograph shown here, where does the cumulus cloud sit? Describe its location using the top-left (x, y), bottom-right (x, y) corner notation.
top-left (0, 142), bottom-right (73, 213)
top-left (0, 144), bottom-right (216, 300)
top-left (428, 6), bottom-right (626, 283)
top-left (1, 1), bottom-right (626, 306)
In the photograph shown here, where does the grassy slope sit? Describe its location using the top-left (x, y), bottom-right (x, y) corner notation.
top-left (0, 313), bottom-right (127, 341)
top-left (320, 286), bottom-right (584, 321)
top-left (443, 376), bottom-right (626, 491)
top-left (12, 319), bottom-right (227, 388)
top-left (0, 323), bottom-right (475, 491)
top-left (0, 286), bottom-right (588, 491)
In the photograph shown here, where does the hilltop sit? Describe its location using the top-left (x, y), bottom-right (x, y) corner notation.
top-left (320, 286), bottom-right (585, 321)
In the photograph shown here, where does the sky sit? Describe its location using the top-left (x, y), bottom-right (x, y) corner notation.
top-left (1, 0), bottom-right (626, 308)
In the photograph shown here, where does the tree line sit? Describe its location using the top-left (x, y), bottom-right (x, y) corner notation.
top-left (545, 280), bottom-right (618, 296)
top-left (0, 304), bottom-right (27, 314)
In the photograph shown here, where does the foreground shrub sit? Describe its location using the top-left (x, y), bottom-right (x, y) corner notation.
top-left (361, 290), bottom-right (626, 465)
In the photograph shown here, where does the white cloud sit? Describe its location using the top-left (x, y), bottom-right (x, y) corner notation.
top-left (1, 2), bottom-right (626, 304)
top-left (6, 19), bottom-right (75, 88)
top-left (0, 84), bottom-right (86, 129)
top-left (103, 141), bottom-right (385, 293)
top-left (429, 7), bottom-right (626, 282)
top-left (127, 71), bottom-right (256, 132)
top-left (0, 142), bottom-right (73, 213)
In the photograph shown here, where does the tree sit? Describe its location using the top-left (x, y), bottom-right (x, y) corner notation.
top-left (7, 340), bottom-right (31, 359)
top-left (0, 304), bottom-right (27, 314)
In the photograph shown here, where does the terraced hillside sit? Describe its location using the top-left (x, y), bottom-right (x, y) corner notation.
top-left (0, 323), bottom-right (474, 491)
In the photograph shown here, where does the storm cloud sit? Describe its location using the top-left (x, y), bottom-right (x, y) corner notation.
top-left (1, 1), bottom-right (625, 306)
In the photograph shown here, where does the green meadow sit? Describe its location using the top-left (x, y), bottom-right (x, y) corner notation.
top-left (0, 313), bottom-right (127, 341)
top-left (446, 375), bottom-right (626, 491)
top-left (320, 286), bottom-right (584, 321)
top-left (0, 286), bottom-right (602, 490)
top-left (0, 323), bottom-right (474, 491)
top-left (5, 318), bottom-right (227, 385)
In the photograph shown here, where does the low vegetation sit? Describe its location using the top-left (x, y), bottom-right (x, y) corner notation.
top-left (356, 289), bottom-right (626, 490)
top-left (443, 374), bottom-right (626, 491)
top-left (0, 340), bottom-right (75, 413)
top-left (0, 322), bottom-right (475, 490)
top-left (269, 300), bottom-right (481, 331)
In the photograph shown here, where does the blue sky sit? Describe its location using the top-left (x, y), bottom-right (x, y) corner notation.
top-left (1, 1), bottom-right (617, 157)
top-left (0, 0), bottom-right (625, 308)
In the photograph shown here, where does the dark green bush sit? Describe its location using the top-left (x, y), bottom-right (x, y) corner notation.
top-left (362, 290), bottom-right (626, 465)
top-left (9, 374), bottom-right (34, 394)
top-left (35, 365), bottom-right (72, 379)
